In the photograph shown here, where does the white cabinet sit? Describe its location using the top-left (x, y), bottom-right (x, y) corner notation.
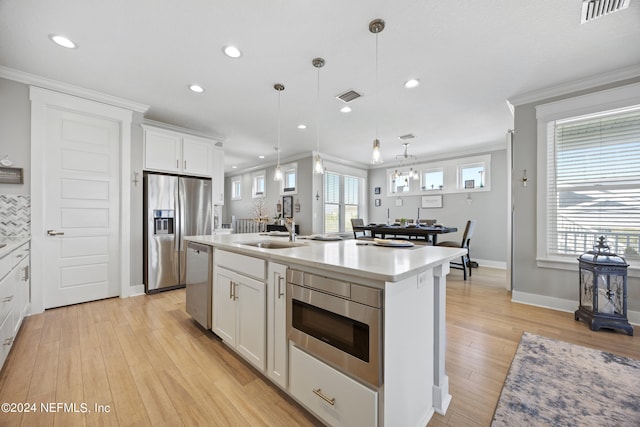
top-left (0, 241), bottom-right (30, 369)
top-left (213, 250), bottom-right (266, 372)
top-left (289, 344), bottom-right (378, 427)
top-left (212, 146), bottom-right (225, 205)
top-left (267, 262), bottom-right (287, 388)
top-left (143, 125), bottom-right (218, 177)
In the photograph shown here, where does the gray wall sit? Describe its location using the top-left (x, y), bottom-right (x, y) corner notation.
top-left (0, 78), bottom-right (30, 196)
top-left (224, 156), bottom-right (315, 235)
top-left (512, 77), bottom-right (640, 309)
top-left (368, 149), bottom-right (508, 265)
top-left (0, 77), bottom-right (145, 290)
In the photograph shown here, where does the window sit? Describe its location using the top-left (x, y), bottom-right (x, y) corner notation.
top-left (459, 163), bottom-right (486, 190)
top-left (231, 178), bottom-right (242, 200)
top-left (282, 163), bottom-right (297, 195)
top-left (389, 171), bottom-right (414, 194)
top-left (545, 106), bottom-right (640, 263)
top-left (324, 171), bottom-right (361, 233)
top-left (421, 169), bottom-right (443, 191)
top-left (252, 170), bottom-right (266, 198)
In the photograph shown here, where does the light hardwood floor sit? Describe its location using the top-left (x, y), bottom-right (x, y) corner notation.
top-left (1, 267), bottom-right (638, 426)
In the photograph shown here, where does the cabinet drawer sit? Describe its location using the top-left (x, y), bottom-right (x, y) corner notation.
top-left (0, 273), bottom-right (14, 327)
top-left (215, 250), bottom-right (265, 280)
top-left (289, 345), bottom-right (377, 427)
top-left (0, 254), bottom-right (10, 282)
top-left (0, 310), bottom-right (14, 368)
top-left (11, 244), bottom-right (29, 268)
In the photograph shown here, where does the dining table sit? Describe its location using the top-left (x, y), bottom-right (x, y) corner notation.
top-left (353, 223), bottom-right (458, 245)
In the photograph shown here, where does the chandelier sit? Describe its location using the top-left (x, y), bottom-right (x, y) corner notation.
top-left (393, 143), bottom-right (419, 183)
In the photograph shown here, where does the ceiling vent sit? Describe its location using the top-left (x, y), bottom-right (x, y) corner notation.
top-left (336, 90), bottom-right (362, 103)
top-left (581, 0), bottom-right (631, 23)
top-left (398, 133), bottom-right (415, 140)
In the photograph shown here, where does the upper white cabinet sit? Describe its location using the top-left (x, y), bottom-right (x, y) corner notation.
top-left (143, 124), bottom-right (221, 178)
top-left (212, 146), bottom-right (225, 205)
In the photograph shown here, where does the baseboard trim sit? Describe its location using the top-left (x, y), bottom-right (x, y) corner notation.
top-left (123, 284), bottom-right (145, 298)
top-left (512, 290), bottom-right (640, 326)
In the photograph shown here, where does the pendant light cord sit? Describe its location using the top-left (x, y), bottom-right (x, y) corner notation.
top-left (375, 31), bottom-right (379, 142)
top-left (316, 65), bottom-right (320, 154)
top-left (277, 89), bottom-right (281, 165)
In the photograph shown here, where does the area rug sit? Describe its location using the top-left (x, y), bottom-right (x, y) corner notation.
top-left (492, 332), bottom-right (640, 427)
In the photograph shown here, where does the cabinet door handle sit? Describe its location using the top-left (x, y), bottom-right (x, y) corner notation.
top-left (233, 282), bottom-right (238, 301)
top-left (22, 265), bottom-right (29, 281)
top-left (3, 337), bottom-right (13, 346)
top-left (229, 280), bottom-right (233, 300)
top-left (277, 275), bottom-right (284, 299)
top-left (2, 296), bottom-right (13, 303)
top-left (176, 159), bottom-right (179, 169)
top-left (312, 388), bottom-right (335, 406)
top-left (47, 230), bottom-right (65, 236)
top-left (184, 160), bottom-right (187, 170)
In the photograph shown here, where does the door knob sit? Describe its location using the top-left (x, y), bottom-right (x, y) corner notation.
top-left (47, 230), bottom-right (65, 236)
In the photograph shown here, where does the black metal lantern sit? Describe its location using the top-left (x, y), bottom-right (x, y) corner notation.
top-left (575, 236), bottom-right (633, 336)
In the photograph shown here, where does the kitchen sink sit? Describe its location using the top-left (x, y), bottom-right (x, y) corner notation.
top-left (242, 240), bottom-right (307, 249)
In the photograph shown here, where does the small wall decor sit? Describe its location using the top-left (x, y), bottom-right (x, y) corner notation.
top-left (421, 194), bottom-right (443, 208)
top-left (375, 199), bottom-right (381, 207)
top-left (0, 167), bottom-right (23, 184)
top-left (395, 197), bottom-right (403, 207)
top-left (464, 179), bottom-right (475, 189)
top-left (294, 198), bottom-right (301, 213)
top-left (374, 186), bottom-right (381, 194)
top-left (283, 195), bottom-right (293, 218)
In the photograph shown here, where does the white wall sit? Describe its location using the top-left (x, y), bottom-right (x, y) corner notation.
top-left (0, 78), bottom-right (30, 196)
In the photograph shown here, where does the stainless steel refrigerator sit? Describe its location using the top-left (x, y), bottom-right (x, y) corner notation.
top-left (144, 172), bottom-right (212, 293)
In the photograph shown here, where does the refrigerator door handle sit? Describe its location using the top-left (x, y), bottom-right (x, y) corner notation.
top-left (177, 178), bottom-right (185, 252)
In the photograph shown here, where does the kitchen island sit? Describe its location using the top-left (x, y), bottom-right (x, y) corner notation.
top-left (185, 233), bottom-right (466, 427)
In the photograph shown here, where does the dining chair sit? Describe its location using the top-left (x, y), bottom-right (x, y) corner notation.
top-left (436, 219), bottom-right (476, 280)
top-left (350, 218), bottom-right (373, 240)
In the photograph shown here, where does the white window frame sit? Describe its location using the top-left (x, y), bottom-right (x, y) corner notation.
top-left (385, 154), bottom-right (491, 196)
top-left (421, 168), bottom-right (444, 191)
top-left (231, 177), bottom-right (242, 200)
top-left (280, 162), bottom-right (298, 195)
top-left (252, 170), bottom-right (266, 198)
top-left (458, 162), bottom-right (487, 190)
top-left (536, 82), bottom-right (640, 276)
top-left (323, 171), bottom-right (363, 234)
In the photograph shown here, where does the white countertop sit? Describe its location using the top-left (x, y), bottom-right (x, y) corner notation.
top-left (185, 233), bottom-right (466, 283)
top-left (0, 236), bottom-right (30, 258)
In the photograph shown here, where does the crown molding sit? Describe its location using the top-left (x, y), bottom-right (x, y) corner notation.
top-left (508, 64), bottom-right (640, 107)
top-left (0, 66), bottom-right (150, 113)
top-left (141, 119), bottom-right (224, 143)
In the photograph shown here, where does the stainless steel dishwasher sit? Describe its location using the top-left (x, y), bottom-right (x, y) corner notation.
top-left (185, 241), bottom-right (213, 329)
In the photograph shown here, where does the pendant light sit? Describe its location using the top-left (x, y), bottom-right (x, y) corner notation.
top-left (273, 83), bottom-right (284, 181)
top-left (312, 57), bottom-right (325, 175)
top-left (370, 19), bottom-right (385, 164)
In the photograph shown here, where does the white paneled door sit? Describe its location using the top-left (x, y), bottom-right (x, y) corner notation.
top-left (42, 107), bottom-right (121, 308)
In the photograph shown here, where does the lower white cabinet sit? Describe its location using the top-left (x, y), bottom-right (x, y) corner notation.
top-left (213, 266), bottom-right (266, 371)
top-left (267, 262), bottom-right (287, 388)
top-left (289, 344), bottom-right (378, 427)
top-left (0, 241), bottom-right (30, 369)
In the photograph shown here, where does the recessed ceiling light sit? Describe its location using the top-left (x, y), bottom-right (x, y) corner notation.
top-left (297, 124), bottom-right (307, 129)
top-left (404, 79), bottom-right (420, 89)
top-left (49, 34), bottom-right (77, 49)
top-left (231, 165), bottom-right (238, 169)
top-left (188, 84), bottom-right (205, 93)
top-left (340, 106), bottom-right (352, 113)
top-left (258, 155), bottom-right (265, 159)
top-left (223, 45), bottom-right (242, 58)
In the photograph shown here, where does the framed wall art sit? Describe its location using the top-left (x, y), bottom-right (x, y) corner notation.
top-left (421, 195), bottom-right (443, 208)
top-left (283, 195), bottom-right (293, 218)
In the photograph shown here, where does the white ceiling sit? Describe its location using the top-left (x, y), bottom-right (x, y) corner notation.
top-left (1, 0), bottom-right (639, 172)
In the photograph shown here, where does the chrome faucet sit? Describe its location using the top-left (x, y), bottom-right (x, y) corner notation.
top-left (285, 219), bottom-right (296, 242)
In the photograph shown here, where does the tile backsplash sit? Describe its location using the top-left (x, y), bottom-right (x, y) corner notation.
top-left (0, 194), bottom-right (30, 236)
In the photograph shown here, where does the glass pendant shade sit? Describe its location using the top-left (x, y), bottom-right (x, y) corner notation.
top-left (314, 154), bottom-right (324, 174)
top-left (273, 83), bottom-right (284, 181)
top-left (372, 139), bottom-right (382, 164)
top-left (274, 164), bottom-right (283, 181)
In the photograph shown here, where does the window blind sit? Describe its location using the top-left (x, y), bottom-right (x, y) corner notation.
top-left (547, 107), bottom-right (640, 260)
